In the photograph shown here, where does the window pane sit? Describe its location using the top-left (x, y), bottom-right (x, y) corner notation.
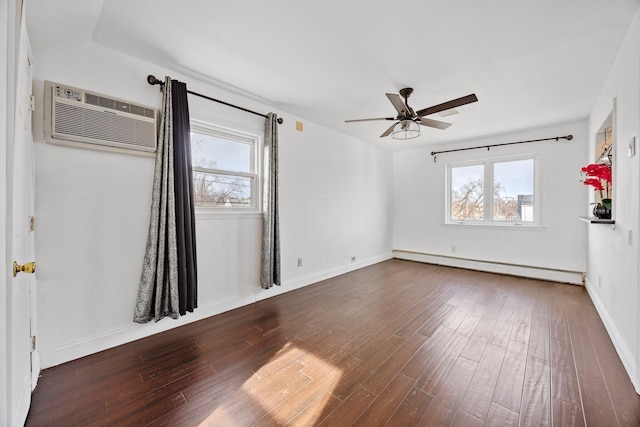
top-left (191, 132), bottom-right (251, 173)
top-left (193, 171), bottom-right (252, 207)
top-left (493, 159), bottom-right (534, 221)
top-left (451, 164), bottom-right (484, 220)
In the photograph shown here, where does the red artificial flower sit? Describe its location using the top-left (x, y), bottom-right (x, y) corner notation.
top-left (583, 178), bottom-right (604, 191)
top-left (580, 163), bottom-right (612, 201)
top-left (581, 164), bottom-right (612, 183)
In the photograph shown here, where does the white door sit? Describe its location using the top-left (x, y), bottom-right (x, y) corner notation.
top-left (8, 5), bottom-right (36, 425)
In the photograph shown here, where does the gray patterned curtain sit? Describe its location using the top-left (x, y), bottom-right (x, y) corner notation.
top-left (134, 76), bottom-right (197, 322)
top-left (261, 113), bottom-right (281, 288)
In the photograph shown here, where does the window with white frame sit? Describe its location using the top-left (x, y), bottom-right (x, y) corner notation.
top-left (190, 121), bottom-right (259, 209)
top-left (447, 156), bottom-right (537, 224)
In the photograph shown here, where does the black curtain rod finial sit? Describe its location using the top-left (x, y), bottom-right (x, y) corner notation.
top-left (147, 74), bottom-right (163, 86)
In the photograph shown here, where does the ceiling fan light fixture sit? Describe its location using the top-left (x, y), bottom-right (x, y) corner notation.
top-left (391, 119), bottom-right (421, 140)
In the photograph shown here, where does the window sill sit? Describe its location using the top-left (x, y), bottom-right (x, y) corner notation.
top-left (195, 210), bottom-right (262, 220)
top-left (442, 222), bottom-right (544, 231)
top-left (579, 216), bottom-right (615, 224)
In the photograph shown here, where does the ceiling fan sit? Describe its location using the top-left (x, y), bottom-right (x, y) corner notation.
top-left (345, 88), bottom-right (478, 139)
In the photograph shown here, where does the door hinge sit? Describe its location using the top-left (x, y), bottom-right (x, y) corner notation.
top-left (29, 95), bottom-right (35, 112)
top-left (29, 216), bottom-right (35, 232)
top-left (31, 336), bottom-right (36, 351)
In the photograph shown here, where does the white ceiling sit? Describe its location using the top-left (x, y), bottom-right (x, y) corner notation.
top-left (27, 0), bottom-right (640, 149)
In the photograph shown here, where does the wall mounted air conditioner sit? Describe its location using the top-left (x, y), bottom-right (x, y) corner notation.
top-left (44, 81), bottom-right (157, 154)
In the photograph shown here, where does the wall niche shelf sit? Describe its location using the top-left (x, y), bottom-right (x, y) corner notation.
top-left (580, 216), bottom-right (615, 224)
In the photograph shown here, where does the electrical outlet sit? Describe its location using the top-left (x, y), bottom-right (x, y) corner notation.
top-left (351, 256), bottom-right (356, 263)
top-left (297, 258), bottom-right (302, 267)
top-left (451, 246), bottom-right (456, 253)
top-left (628, 229), bottom-right (633, 246)
top-left (598, 275), bottom-right (602, 287)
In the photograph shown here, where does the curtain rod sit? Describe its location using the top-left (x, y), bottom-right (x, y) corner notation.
top-left (146, 75), bottom-right (283, 124)
top-left (430, 134), bottom-right (573, 162)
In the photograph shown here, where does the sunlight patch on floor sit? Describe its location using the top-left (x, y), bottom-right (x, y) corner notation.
top-left (286, 390), bottom-right (339, 426)
top-left (199, 342), bottom-right (343, 425)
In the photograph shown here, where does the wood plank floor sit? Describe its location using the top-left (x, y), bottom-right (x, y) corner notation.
top-left (25, 260), bottom-right (640, 426)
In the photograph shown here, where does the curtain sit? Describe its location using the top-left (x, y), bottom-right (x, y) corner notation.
top-left (171, 79), bottom-right (198, 315)
top-left (134, 77), bottom-right (197, 323)
top-left (261, 113), bottom-right (281, 289)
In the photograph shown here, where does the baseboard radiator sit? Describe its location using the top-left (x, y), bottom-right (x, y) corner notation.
top-left (393, 249), bottom-right (584, 285)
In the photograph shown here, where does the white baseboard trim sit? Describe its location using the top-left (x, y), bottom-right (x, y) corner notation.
top-left (40, 294), bottom-right (256, 369)
top-left (585, 278), bottom-right (639, 394)
top-left (256, 252), bottom-right (393, 301)
top-left (41, 252), bottom-right (393, 369)
top-left (346, 253), bottom-right (393, 273)
top-left (256, 265), bottom-right (347, 301)
top-left (393, 249), bottom-right (584, 285)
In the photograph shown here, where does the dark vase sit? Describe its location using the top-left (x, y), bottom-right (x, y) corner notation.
top-left (593, 201), bottom-right (612, 219)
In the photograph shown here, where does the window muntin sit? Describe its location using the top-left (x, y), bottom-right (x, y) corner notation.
top-left (190, 121), bottom-right (259, 209)
top-left (448, 156), bottom-right (537, 225)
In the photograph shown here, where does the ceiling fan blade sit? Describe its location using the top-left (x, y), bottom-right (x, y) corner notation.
top-left (416, 94), bottom-right (478, 117)
top-left (386, 93), bottom-right (409, 115)
top-left (418, 117), bottom-right (452, 130)
top-left (380, 122), bottom-right (398, 138)
top-left (345, 117), bottom-right (395, 123)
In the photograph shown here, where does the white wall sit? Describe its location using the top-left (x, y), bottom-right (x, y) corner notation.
top-left (586, 7), bottom-right (640, 392)
top-left (32, 42), bottom-right (393, 368)
top-left (393, 119), bottom-right (588, 282)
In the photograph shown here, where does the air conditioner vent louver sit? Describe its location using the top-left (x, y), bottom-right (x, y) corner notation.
top-left (45, 81), bottom-right (157, 154)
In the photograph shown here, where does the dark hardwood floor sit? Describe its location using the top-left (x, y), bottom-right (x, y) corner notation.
top-left (25, 260), bottom-right (640, 426)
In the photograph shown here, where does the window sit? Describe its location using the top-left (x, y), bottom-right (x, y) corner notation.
top-left (190, 121), bottom-right (259, 209)
top-left (447, 156), bottom-right (537, 225)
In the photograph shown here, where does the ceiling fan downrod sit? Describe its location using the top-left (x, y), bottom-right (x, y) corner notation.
top-left (399, 87), bottom-right (414, 118)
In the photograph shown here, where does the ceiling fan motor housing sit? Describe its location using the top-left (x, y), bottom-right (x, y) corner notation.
top-left (399, 87), bottom-right (414, 98)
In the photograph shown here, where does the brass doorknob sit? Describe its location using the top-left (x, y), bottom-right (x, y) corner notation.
top-left (13, 261), bottom-right (36, 277)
